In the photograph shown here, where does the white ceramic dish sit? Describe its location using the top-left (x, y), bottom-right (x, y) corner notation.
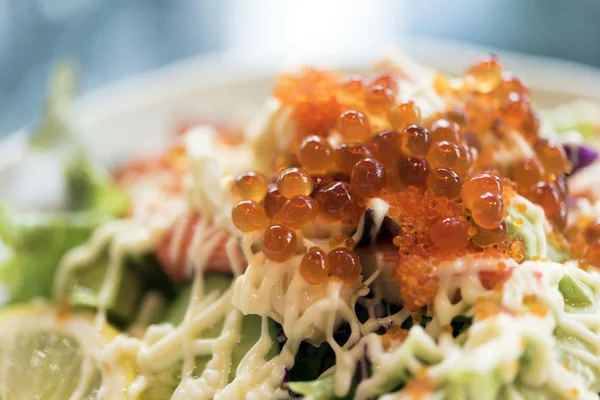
top-left (3, 38), bottom-right (600, 169)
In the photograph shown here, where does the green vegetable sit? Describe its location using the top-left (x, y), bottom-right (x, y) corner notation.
top-left (556, 330), bottom-right (599, 389)
top-left (506, 203), bottom-right (568, 262)
top-left (0, 207), bottom-right (104, 303)
top-left (500, 384), bottom-right (561, 400)
top-left (0, 62), bottom-right (129, 305)
top-left (164, 274), bottom-right (233, 325)
top-left (27, 60), bottom-right (128, 218)
top-left (287, 375), bottom-right (336, 400)
top-left (29, 61), bottom-right (77, 149)
top-left (142, 275), bottom-right (279, 399)
top-left (444, 369), bottom-right (503, 400)
top-left (60, 250), bottom-right (144, 323)
top-left (65, 154), bottom-right (129, 216)
top-left (558, 274), bottom-right (596, 313)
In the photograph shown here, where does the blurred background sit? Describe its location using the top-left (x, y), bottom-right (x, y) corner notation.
top-left (1, 0), bottom-right (598, 136)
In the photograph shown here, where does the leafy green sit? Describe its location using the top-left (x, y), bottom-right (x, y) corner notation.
top-left (164, 274), bottom-right (233, 325)
top-left (555, 330), bottom-right (599, 389)
top-left (0, 207), bottom-right (104, 303)
top-left (65, 154), bottom-right (129, 216)
top-left (29, 61), bottom-right (77, 149)
top-left (142, 277), bottom-right (279, 399)
top-left (59, 249), bottom-right (144, 323)
top-left (287, 375), bottom-right (336, 400)
top-left (450, 315), bottom-right (473, 337)
top-left (0, 62), bottom-right (129, 305)
top-left (443, 369), bottom-right (503, 400)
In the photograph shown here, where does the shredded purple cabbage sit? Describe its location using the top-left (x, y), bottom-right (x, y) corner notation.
top-left (276, 324), bottom-right (287, 344)
top-left (357, 209), bottom-right (401, 247)
top-left (563, 143), bottom-right (599, 175)
top-left (282, 368), bottom-right (303, 398)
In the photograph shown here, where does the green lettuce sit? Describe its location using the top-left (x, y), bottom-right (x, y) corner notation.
top-left (0, 62), bottom-right (129, 305)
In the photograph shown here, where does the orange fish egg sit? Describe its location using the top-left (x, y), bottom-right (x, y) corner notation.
top-left (263, 184), bottom-right (287, 218)
top-left (351, 158), bottom-right (387, 198)
top-left (461, 173), bottom-right (503, 209)
top-left (277, 167), bottom-right (314, 199)
top-left (471, 192), bottom-right (505, 230)
top-left (337, 110), bottom-right (372, 142)
top-left (300, 247), bottom-right (330, 285)
top-left (297, 135), bottom-right (335, 174)
top-left (401, 125), bottom-right (431, 157)
top-left (274, 195), bottom-right (319, 229)
top-left (430, 217), bottom-right (470, 251)
top-left (232, 171), bottom-right (269, 202)
top-left (427, 168), bottom-right (462, 200)
top-left (262, 224), bottom-right (297, 263)
top-left (232, 200), bottom-right (269, 233)
top-left (328, 247), bottom-right (362, 284)
top-left (369, 130), bottom-right (401, 166)
top-left (388, 101), bottom-right (421, 131)
top-left (334, 142), bottom-right (372, 175)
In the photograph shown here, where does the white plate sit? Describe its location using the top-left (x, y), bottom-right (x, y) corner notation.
top-left (5, 38), bottom-right (600, 168)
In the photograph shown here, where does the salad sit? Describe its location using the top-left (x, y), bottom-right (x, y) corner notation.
top-left (1, 52), bottom-right (600, 400)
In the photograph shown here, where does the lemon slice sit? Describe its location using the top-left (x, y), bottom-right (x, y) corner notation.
top-left (0, 301), bottom-right (133, 399)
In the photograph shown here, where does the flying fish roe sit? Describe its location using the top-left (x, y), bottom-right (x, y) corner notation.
top-left (273, 67), bottom-right (341, 135)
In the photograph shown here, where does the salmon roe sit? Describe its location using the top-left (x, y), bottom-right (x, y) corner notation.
top-left (232, 200), bottom-right (268, 232)
top-left (232, 171), bottom-right (269, 202)
top-left (246, 57), bottom-right (571, 301)
top-left (263, 184), bottom-right (287, 218)
top-left (338, 110), bottom-right (371, 142)
top-left (401, 125), bottom-right (431, 157)
top-left (300, 247), bottom-right (329, 285)
top-left (262, 224), bottom-right (297, 262)
top-left (314, 181), bottom-right (355, 222)
top-left (370, 130), bottom-right (401, 166)
top-left (328, 247), bottom-right (362, 284)
top-left (427, 140), bottom-right (461, 170)
top-left (275, 195), bottom-right (319, 229)
top-left (399, 157), bottom-right (430, 187)
top-left (427, 168), bottom-right (462, 200)
top-left (334, 142), bottom-right (372, 175)
top-left (351, 158), bottom-right (386, 198)
top-left (298, 135), bottom-right (334, 174)
top-left (471, 192), bottom-right (505, 230)
top-left (430, 119), bottom-right (460, 144)
top-left (430, 217), bottom-right (470, 251)
top-left (461, 173), bottom-right (503, 209)
top-left (388, 101), bottom-right (421, 130)
top-left (277, 167), bottom-right (314, 199)
top-left (464, 54), bottom-right (503, 93)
